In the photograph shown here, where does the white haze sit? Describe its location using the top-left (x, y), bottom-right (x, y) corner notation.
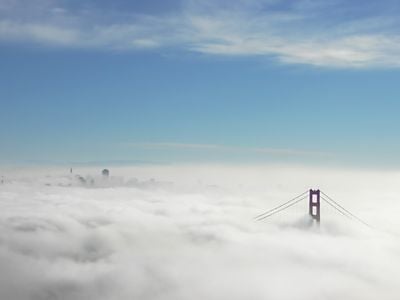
top-left (0, 164), bottom-right (400, 300)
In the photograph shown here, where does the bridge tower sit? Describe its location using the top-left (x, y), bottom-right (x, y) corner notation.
top-left (309, 189), bottom-right (320, 223)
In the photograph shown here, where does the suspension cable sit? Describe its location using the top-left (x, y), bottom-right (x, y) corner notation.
top-left (321, 191), bottom-right (371, 228)
top-left (256, 195), bottom-right (308, 221)
top-left (320, 196), bottom-right (352, 219)
top-left (254, 190), bottom-right (308, 220)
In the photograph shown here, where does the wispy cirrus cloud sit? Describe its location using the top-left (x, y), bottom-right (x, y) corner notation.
top-left (1, 0), bottom-right (400, 68)
top-left (128, 142), bottom-right (331, 157)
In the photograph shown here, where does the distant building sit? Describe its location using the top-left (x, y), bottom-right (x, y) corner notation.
top-left (102, 169), bottom-right (110, 177)
top-left (76, 175), bottom-right (86, 185)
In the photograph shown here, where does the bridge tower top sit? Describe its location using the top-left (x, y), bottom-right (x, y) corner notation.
top-left (309, 189), bottom-right (320, 223)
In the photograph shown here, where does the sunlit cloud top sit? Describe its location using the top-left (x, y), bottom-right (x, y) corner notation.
top-left (1, 0), bottom-right (400, 68)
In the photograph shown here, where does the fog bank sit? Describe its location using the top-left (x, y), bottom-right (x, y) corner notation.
top-left (0, 164), bottom-right (399, 300)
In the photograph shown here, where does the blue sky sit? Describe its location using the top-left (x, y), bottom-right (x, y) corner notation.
top-left (1, 0), bottom-right (400, 167)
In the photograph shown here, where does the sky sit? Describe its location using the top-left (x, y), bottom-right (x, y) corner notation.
top-left (2, 2), bottom-right (400, 298)
top-left (1, 0), bottom-right (400, 167)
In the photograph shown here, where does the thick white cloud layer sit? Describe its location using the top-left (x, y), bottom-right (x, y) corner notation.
top-left (0, 164), bottom-right (400, 299)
